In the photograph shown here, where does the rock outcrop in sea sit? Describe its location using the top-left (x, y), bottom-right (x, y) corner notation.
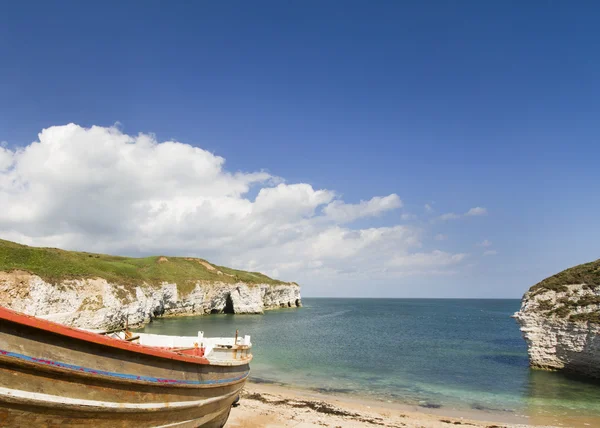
top-left (513, 258), bottom-right (600, 379)
top-left (0, 239), bottom-right (301, 330)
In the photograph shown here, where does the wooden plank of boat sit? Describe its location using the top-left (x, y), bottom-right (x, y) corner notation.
top-left (0, 306), bottom-right (252, 427)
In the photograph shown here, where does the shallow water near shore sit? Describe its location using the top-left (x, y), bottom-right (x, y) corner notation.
top-left (138, 298), bottom-right (600, 424)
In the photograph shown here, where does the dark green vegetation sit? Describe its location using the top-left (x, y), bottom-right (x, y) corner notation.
top-left (0, 239), bottom-right (287, 293)
top-left (529, 259), bottom-right (600, 324)
top-left (537, 294), bottom-right (600, 323)
top-left (536, 299), bottom-right (554, 311)
top-left (569, 312), bottom-right (600, 324)
top-left (539, 296), bottom-right (600, 324)
top-left (530, 259), bottom-right (600, 295)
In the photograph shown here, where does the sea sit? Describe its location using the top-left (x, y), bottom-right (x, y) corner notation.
top-left (137, 298), bottom-right (600, 424)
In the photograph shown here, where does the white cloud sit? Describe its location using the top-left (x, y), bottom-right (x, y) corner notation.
top-left (483, 250), bottom-right (498, 256)
top-left (477, 239), bottom-right (492, 247)
top-left (401, 213), bottom-right (416, 220)
top-left (0, 124), bottom-right (472, 288)
top-left (256, 183), bottom-right (335, 220)
top-left (323, 194), bottom-right (402, 223)
top-left (439, 212), bottom-right (460, 221)
top-left (389, 250), bottom-right (467, 268)
top-left (0, 146), bottom-right (14, 171)
top-left (435, 234), bottom-right (447, 241)
top-left (424, 203), bottom-right (433, 213)
top-left (438, 207), bottom-right (488, 222)
top-left (466, 207), bottom-right (487, 216)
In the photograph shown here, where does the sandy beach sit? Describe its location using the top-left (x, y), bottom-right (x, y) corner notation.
top-left (227, 382), bottom-right (598, 428)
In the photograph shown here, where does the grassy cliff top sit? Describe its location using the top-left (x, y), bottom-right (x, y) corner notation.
top-left (0, 239), bottom-right (289, 290)
top-left (526, 259), bottom-right (600, 324)
top-left (529, 259), bottom-right (600, 295)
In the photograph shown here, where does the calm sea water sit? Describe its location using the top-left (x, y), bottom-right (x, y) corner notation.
top-left (138, 298), bottom-right (600, 421)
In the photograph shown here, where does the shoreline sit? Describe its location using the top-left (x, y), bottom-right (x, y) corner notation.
top-left (129, 305), bottom-right (304, 329)
top-left (228, 381), bottom-right (598, 428)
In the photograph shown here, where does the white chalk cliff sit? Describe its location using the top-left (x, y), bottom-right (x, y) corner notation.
top-left (514, 259), bottom-right (600, 379)
top-left (0, 271), bottom-right (302, 330)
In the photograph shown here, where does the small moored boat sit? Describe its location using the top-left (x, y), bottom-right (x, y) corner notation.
top-left (0, 306), bottom-right (251, 427)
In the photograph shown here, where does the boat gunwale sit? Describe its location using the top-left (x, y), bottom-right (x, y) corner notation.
top-left (0, 306), bottom-right (249, 366)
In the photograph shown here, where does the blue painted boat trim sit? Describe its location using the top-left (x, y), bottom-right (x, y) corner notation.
top-left (0, 349), bottom-right (248, 385)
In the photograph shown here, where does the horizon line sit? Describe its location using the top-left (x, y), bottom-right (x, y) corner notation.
top-left (300, 296), bottom-right (522, 300)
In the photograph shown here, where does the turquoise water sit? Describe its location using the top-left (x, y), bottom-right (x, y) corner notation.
top-left (138, 298), bottom-right (600, 420)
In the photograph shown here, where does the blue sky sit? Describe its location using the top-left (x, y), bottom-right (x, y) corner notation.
top-left (0, 1), bottom-right (599, 298)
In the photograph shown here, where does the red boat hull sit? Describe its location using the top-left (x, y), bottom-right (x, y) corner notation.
top-left (0, 307), bottom-right (249, 427)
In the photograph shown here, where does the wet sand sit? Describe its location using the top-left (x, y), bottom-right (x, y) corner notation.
top-left (227, 382), bottom-right (598, 428)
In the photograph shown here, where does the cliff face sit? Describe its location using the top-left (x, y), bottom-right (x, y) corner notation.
top-left (0, 239), bottom-right (302, 330)
top-left (0, 270), bottom-right (301, 330)
top-left (513, 259), bottom-right (600, 379)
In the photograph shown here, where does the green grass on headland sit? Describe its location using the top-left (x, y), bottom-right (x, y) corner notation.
top-left (0, 239), bottom-right (288, 293)
top-left (528, 258), bottom-right (600, 324)
top-left (530, 259), bottom-right (600, 294)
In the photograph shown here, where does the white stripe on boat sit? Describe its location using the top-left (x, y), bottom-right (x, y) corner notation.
top-left (0, 386), bottom-right (239, 412)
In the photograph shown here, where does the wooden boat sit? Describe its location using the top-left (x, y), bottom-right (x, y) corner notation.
top-left (0, 306), bottom-right (251, 427)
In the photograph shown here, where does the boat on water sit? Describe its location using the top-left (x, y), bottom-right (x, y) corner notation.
top-left (0, 306), bottom-right (251, 427)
